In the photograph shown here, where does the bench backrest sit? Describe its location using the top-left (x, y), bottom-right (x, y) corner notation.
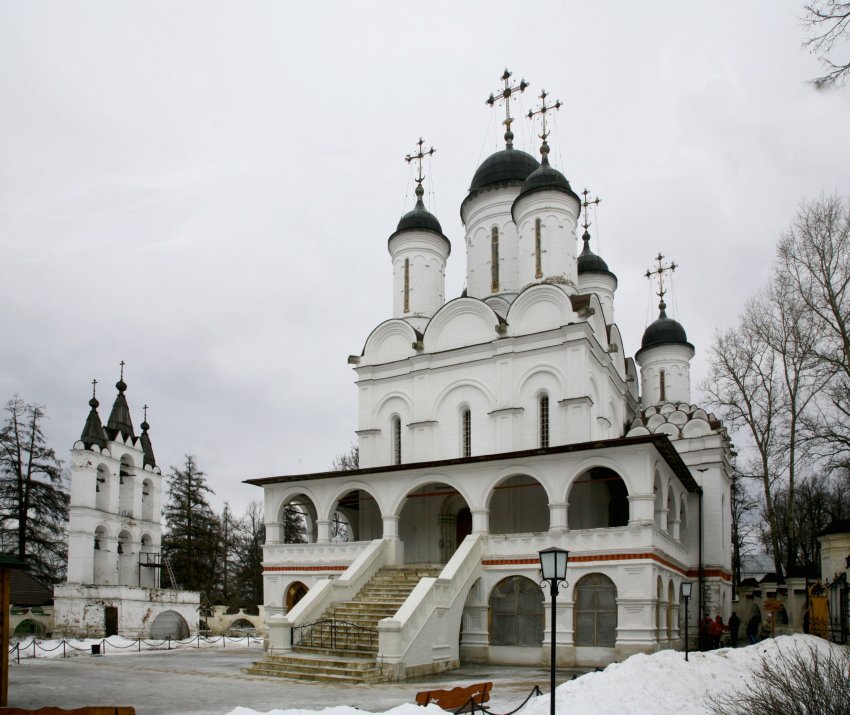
top-left (415, 682), bottom-right (493, 712)
top-left (0, 707), bottom-right (136, 715)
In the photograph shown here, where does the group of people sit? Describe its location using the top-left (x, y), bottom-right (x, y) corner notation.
top-left (698, 611), bottom-right (770, 650)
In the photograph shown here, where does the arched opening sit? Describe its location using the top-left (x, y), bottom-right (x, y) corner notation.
top-left (279, 495), bottom-right (317, 544)
top-left (653, 472), bottom-right (665, 530)
top-left (666, 489), bottom-right (675, 537)
top-left (574, 573), bottom-right (618, 647)
top-left (460, 407), bottom-right (471, 457)
top-left (141, 478), bottom-right (154, 521)
top-left (568, 468), bottom-right (629, 529)
top-left (93, 525), bottom-right (110, 584)
top-left (667, 580), bottom-right (675, 641)
top-left (117, 530), bottom-right (135, 586)
top-left (656, 576), bottom-right (664, 643)
top-left (329, 489), bottom-right (382, 543)
top-left (95, 464), bottom-right (110, 511)
top-left (538, 394), bottom-right (550, 448)
top-left (139, 534), bottom-right (157, 588)
top-left (286, 581), bottom-right (309, 611)
top-left (149, 610), bottom-right (190, 640)
top-left (118, 455), bottom-right (134, 516)
top-left (13, 619), bottom-right (46, 637)
top-left (489, 576), bottom-right (544, 647)
top-left (489, 475), bottom-right (549, 534)
top-left (398, 482), bottom-right (470, 564)
top-left (227, 618), bottom-right (256, 635)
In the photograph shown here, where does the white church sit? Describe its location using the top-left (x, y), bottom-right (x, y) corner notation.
top-left (246, 73), bottom-right (734, 682)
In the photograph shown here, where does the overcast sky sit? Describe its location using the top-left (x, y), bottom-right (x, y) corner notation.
top-left (2, 1), bottom-right (849, 516)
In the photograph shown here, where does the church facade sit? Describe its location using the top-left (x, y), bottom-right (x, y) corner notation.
top-left (53, 375), bottom-right (199, 639)
top-left (251, 76), bottom-right (733, 678)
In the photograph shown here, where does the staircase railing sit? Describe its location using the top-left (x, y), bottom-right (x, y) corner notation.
top-left (267, 537), bottom-right (396, 655)
top-left (292, 618), bottom-right (379, 651)
top-left (377, 532), bottom-right (484, 678)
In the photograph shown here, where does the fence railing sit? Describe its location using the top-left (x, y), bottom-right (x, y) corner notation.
top-left (8, 634), bottom-right (263, 663)
top-left (292, 619), bottom-right (378, 651)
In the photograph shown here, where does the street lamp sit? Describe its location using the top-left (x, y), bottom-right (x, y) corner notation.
top-left (539, 547), bottom-right (569, 715)
top-left (680, 581), bottom-right (693, 661)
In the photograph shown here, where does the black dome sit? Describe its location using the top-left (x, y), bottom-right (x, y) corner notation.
top-left (395, 199), bottom-right (443, 234)
top-left (469, 148), bottom-right (539, 193)
top-left (515, 161), bottom-right (580, 203)
top-left (638, 305), bottom-right (693, 355)
top-left (577, 231), bottom-right (613, 275)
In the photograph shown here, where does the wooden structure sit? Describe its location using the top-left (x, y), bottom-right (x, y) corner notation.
top-left (0, 708), bottom-right (135, 714)
top-left (0, 555), bottom-right (27, 707)
top-left (416, 682), bottom-right (493, 713)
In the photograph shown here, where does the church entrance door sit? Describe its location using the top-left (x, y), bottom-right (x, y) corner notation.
top-left (104, 606), bottom-right (118, 637)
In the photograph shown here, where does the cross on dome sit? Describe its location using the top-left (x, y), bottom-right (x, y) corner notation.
top-left (581, 188), bottom-right (601, 233)
top-left (405, 138), bottom-right (436, 200)
top-left (527, 89), bottom-right (562, 143)
top-left (645, 253), bottom-right (678, 313)
top-left (486, 68), bottom-right (529, 149)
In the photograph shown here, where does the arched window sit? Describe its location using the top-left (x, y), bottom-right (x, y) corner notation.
top-left (403, 258), bottom-right (410, 313)
top-left (659, 369), bottom-right (666, 402)
top-left (574, 573), bottom-right (617, 647)
top-left (461, 408), bottom-right (471, 457)
top-left (489, 576), bottom-right (544, 646)
top-left (539, 394), bottom-right (549, 448)
top-left (391, 416), bottom-right (402, 465)
top-left (490, 226), bottom-right (500, 293)
top-left (534, 218), bottom-right (543, 278)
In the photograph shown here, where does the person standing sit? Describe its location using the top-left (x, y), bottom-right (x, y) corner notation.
top-left (746, 613), bottom-right (761, 645)
top-left (728, 612), bottom-right (741, 647)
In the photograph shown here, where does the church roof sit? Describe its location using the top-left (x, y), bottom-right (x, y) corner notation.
top-left (468, 148), bottom-right (540, 196)
top-left (636, 303), bottom-right (693, 359)
top-left (577, 230), bottom-right (616, 278)
top-left (245, 433), bottom-right (702, 493)
top-left (140, 418), bottom-right (156, 468)
top-left (80, 396), bottom-right (108, 451)
top-left (395, 197), bottom-right (443, 234)
top-left (106, 378), bottom-right (136, 442)
top-left (513, 142), bottom-right (580, 208)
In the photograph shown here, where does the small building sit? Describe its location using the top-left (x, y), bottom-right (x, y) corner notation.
top-left (52, 374), bottom-right (199, 639)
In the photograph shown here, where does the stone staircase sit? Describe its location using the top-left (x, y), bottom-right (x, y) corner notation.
top-left (243, 565), bottom-right (440, 683)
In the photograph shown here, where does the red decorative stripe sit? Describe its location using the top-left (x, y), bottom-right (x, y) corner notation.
top-left (265, 565), bottom-right (348, 572)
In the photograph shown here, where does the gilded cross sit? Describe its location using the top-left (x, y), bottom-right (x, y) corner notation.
top-left (527, 89), bottom-right (562, 142)
top-left (486, 68), bottom-right (529, 148)
top-left (645, 253), bottom-right (678, 303)
top-left (91, 379), bottom-right (98, 399)
top-left (405, 137), bottom-right (436, 187)
top-left (581, 189), bottom-right (601, 232)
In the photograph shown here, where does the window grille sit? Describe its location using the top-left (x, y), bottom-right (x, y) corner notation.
top-left (491, 227), bottom-right (500, 292)
top-left (539, 394), bottom-right (549, 448)
top-left (461, 409), bottom-right (471, 457)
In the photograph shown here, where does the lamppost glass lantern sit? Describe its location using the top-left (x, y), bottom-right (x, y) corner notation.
top-left (680, 581), bottom-right (693, 662)
top-left (539, 546), bottom-right (569, 583)
top-left (539, 547), bottom-right (569, 715)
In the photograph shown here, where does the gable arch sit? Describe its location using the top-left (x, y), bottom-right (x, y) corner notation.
top-left (432, 378), bottom-right (497, 419)
top-left (515, 364), bottom-right (565, 403)
top-left (507, 283), bottom-right (574, 336)
top-left (361, 319), bottom-right (419, 364)
top-left (424, 297), bottom-right (500, 352)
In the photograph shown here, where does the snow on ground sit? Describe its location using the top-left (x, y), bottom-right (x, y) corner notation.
top-left (12, 634), bottom-right (263, 658)
top-left (227, 635), bottom-right (845, 715)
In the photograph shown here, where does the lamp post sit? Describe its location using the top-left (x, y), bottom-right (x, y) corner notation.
top-left (539, 547), bottom-right (569, 715)
top-left (680, 581), bottom-right (692, 661)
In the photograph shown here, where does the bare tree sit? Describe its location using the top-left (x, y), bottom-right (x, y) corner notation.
top-left (0, 396), bottom-right (68, 584)
top-left (331, 443), bottom-right (359, 471)
top-left (803, 1), bottom-right (850, 88)
top-left (777, 195), bottom-right (850, 462)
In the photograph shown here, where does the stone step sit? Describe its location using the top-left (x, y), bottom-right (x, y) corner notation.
top-left (293, 644), bottom-right (377, 658)
top-left (242, 663), bottom-right (382, 684)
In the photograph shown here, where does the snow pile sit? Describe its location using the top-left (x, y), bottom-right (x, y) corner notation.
top-left (227, 635), bottom-right (845, 715)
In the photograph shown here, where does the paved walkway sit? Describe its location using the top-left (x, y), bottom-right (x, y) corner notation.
top-left (8, 647), bottom-right (588, 715)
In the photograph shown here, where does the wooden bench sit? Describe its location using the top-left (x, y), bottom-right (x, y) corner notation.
top-left (415, 682), bottom-right (493, 713)
top-left (0, 707), bottom-right (135, 715)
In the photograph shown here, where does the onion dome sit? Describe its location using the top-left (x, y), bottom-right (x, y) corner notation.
top-left (139, 411), bottom-right (156, 468)
top-left (514, 140), bottom-right (580, 205)
top-left (469, 148), bottom-right (540, 194)
top-left (106, 373), bottom-right (136, 442)
top-left (394, 184), bottom-right (443, 235)
top-left (80, 390), bottom-right (108, 451)
top-left (637, 301), bottom-right (693, 356)
top-left (577, 229), bottom-right (614, 276)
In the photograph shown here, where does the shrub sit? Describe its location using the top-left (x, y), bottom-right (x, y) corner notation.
top-left (709, 642), bottom-right (850, 715)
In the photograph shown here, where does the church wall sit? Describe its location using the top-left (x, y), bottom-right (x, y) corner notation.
top-left (463, 192), bottom-right (522, 300)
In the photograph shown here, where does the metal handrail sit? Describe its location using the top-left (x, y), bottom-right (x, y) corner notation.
top-left (292, 618), bottom-right (378, 651)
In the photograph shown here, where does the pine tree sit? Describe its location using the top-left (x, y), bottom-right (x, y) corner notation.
top-left (0, 396), bottom-right (68, 584)
top-left (234, 501), bottom-right (265, 610)
top-left (161, 454), bottom-right (220, 597)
